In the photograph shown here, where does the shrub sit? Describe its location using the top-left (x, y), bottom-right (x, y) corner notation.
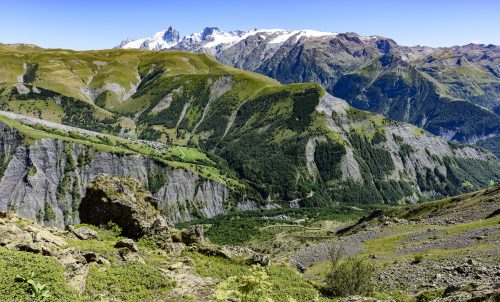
top-left (105, 221), bottom-right (123, 236)
top-left (43, 202), bottom-right (56, 222)
top-left (15, 272), bottom-right (51, 302)
top-left (28, 165), bottom-right (37, 176)
top-left (416, 288), bottom-right (444, 302)
top-left (324, 245), bottom-right (374, 297)
top-left (412, 254), bottom-right (424, 264)
top-left (215, 265), bottom-right (272, 302)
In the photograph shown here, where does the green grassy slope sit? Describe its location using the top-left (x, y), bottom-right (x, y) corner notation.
top-left (332, 53), bottom-right (500, 146)
top-left (0, 45), bottom-right (498, 209)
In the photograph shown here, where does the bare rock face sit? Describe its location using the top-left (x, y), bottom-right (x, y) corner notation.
top-left (78, 174), bottom-right (171, 239)
top-left (0, 122), bottom-right (231, 227)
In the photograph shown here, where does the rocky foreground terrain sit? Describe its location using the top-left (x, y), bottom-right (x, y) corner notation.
top-left (0, 175), bottom-right (316, 302)
top-left (1, 174), bottom-right (498, 301)
top-left (293, 185), bottom-right (500, 301)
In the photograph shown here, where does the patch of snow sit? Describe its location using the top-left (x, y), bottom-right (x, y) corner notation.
top-left (295, 29), bottom-right (337, 41)
top-left (121, 38), bottom-right (148, 49)
top-left (202, 30), bottom-right (242, 48)
top-left (269, 29), bottom-right (337, 44)
top-left (121, 27), bottom-right (180, 50)
top-left (360, 35), bottom-right (378, 42)
top-left (182, 31), bottom-right (202, 46)
top-left (269, 31), bottom-right (297, 44)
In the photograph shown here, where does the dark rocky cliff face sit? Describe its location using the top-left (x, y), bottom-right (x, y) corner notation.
top-left (0, 123), bottom-right (230, 227)
top-left (79, 175), bottom-right (169, 239)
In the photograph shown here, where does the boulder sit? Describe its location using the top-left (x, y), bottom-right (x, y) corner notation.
top-left (143, 216), bottom-right (173, 249)
top-left (441, 283), bottom-right (500, 301)
top-left (67, 264), bottom-right (90, 293)
top-left (168, 262), bottom-right (184, 271)
top-left (246, 253), bottom-right (270, 267)
top-left (82, 251), bottom-right (100, 263)
top-left (290, 259), bottom-right (306, 273)
top-left (118, 248), bottom-right (144, 263)
top-left (115, 239), bottom-right (139, 252)
top-left (71, 226), bottom-right (99, 240)
top-left (197, 244), bottom-right (271, 268)
top-left (197, 245), bottom-right (232, 259)
top-left (180, 225), bottom-right (205, 246)
top-left (15, 243), bottom-right (43, 254)
top-left (467, 258), bottom-right (478, 266)
top-left (31, 228), bottom-right (67, 247)
top-left (78, 175), bottom-right (172, 240)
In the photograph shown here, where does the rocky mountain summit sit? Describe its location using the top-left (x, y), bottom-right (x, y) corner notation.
top-left (117, 26), bottom-right (181, 50)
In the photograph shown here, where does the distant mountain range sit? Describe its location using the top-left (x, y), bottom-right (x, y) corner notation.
top-left (118, 27), bottom-right (500, 156)
top-left (117, 26), bottom-right (341, 53)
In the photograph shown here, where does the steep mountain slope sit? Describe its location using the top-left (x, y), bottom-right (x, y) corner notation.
top-left (332, 52), bottom-right (500, 143)
top-left (0, 112), bottom-right (238, 225)
top-left (0, 46), bottom-right (498, 226)
top-left (116, 28), bottom-right (500, 154)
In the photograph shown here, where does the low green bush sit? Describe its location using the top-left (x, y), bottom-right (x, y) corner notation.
top-left (323, 246), bottom-right (375, 297)
top-left (84, 261), bottom-right (172, 301)
top-left (15, 272), bottom-right (51, 302)
top-left (0, 248), bottom-right (80, 301)
top-left (413, 254), bottom-right (424, 264)
top-left (416, 288), bottom-right (444, 302)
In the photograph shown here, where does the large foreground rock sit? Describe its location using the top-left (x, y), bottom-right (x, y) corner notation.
top-left (78, 174), bottom-right (172, 240)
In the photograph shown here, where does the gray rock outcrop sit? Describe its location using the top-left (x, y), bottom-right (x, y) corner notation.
top-left (0, 122), bottom-right (230, 227)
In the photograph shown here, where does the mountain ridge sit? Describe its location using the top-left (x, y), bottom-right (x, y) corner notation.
top-left (115, 27), bottom-right (500, 156)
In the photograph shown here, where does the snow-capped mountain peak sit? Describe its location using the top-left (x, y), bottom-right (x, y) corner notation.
top-left (178, 27), bottom-right (251, 49)
top-left (116, 27), bottom-right (339, 51)
top-left (119, 26), bottom-right (180, 50)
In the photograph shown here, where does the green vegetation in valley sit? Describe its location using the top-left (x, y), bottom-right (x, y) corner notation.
top-left (178, 205), bottom-right (379, 245)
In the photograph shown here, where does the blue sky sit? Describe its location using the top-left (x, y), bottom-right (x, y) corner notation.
top-left (1, 0), bottom-right (498, 50)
